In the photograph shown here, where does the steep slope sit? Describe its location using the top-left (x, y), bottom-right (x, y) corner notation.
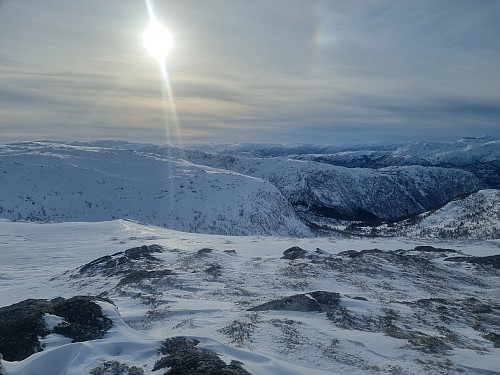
top-left (142, 145), bottom-right (484, 221)
top-left (364, 189), bottom-right (500, 240)
top-left (0, 142), bottom-right (311, 237)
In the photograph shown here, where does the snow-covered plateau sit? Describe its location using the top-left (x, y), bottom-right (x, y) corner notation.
top-left (0, 220), bottom-right (499, 375)
top-left (0, 138), bottom-right (499, 374)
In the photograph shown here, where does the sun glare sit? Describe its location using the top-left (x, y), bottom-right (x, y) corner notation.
top-left (143, 15), bottom-right (173, 63)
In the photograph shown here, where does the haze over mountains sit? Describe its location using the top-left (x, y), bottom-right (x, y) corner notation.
top-left (1, 136), bottom-right (498, 239)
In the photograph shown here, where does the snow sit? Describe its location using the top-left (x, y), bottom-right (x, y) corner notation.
top-left (1, 219), bottom-right (499, 374)
top-left (0, 137), bottom-right (499, 374)
top-left (0, 142), bottom-right (311, 237)
top-left (372, 189), bottom-right (500, 240)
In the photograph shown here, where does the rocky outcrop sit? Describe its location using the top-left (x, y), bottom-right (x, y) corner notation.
top-left (76, 244), bottom-right (176, 289)
top-left (248, 291), bottom-right (340, 312)
top-left (79, 245), bottom-right (163, 276)
top-left (153, 337), bottom-right (253, 375)
top-left (0, 296), bottom-right (112, 361)
top-left (444, 254), bottom-right (500, 269)
top-left (281, 246), bottom-right (308, 260)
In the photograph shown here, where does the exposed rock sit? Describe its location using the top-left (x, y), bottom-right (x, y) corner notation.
top-left (51, 296), bottom-right (113, 342)
top-left (79, 244), bottom-right (163, 276)
top-left (0, 296), bottom-right (112, 361)
top-left (90, 360), bottom-right (144, 375)
top-left (408, 331), bottom-right (452, 354)
top-left (281, 246), bottom-right (308, 260)
top-left (125, 244), bottom-right (162, 259)
top-left (412, 245), bottom-right (458, 253)
top-left (484, 332), bottom-right (500, 348)
top-left (116, 269), bottom-right (174, 287)
top-left (0, 299), bottom-right (53, 361)
top-left (444, 254), bottom-right (500, 269)
top-left (338, 249), bottom-right (384, 258)
top-left (204, 264), bottom-right (223, 278)
top-left (248, 291), bottom-right (340, 312)
top-left (153, 337), bottom-right (253, 375)
top-left (197, 248), bottom-right (214, 256)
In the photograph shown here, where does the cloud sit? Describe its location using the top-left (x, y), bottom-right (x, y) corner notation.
top-left (1, 0), bottom-right (500, 144)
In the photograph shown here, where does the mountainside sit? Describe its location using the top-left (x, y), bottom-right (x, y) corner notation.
top-left (353, 189), bottom-right (500, 240)
top-left (0, 142), bottom-right (311, 237)
top-left (1, 138), bottom-right (498, 239)
top-left (142, 145), bottom-right (484, 221)
top-left (291, 137), bottom-right (500, 188)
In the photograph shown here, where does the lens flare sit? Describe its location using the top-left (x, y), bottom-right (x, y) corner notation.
top-left (143, 0), bottom-right (181, 146)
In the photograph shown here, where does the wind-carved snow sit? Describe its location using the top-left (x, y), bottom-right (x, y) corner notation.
top-left (0, 142), bottom-right (311, 237)
top-left (1, 220), bottom-right (499, 374)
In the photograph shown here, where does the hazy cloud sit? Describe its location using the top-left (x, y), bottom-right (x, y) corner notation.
top-left (1, 0), bottom-right (499, 144)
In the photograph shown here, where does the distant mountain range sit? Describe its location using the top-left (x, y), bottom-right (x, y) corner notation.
top-left (1, 137), bottom-right (498, 239)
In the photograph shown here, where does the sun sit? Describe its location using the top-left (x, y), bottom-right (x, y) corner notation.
top-left (143, 15), bottom-right (173, 63)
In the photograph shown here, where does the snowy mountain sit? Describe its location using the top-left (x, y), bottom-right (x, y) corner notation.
top-left (1, 220), bottom-right (499, 374)
top-left (1, 138), bottom-right (497, 239)
top-left (291, 136), bottom-right (500, 188)
top-left (1, 137), bottom-right (499, 374)
top-left (0, 142), bottom-right (311, 237)
top-left (141, 145), bottom-right (484, 221)
top-left (350, 189), bottom-right (500, 240)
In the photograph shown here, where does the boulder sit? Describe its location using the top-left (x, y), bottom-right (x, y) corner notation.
top-left (281, 246), bottom-right (308, 260)
top-left (153, 337), bottom-right (253, 375)
top-left (0, 296), bottom-right (113, 361)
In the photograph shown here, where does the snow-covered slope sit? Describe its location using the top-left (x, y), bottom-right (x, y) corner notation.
top-left (142, 145), bottom-right (484, 221)
top-left (365, 189), bottom-right (500, 240)
top-left (1, 139), bottom-right (495, 236)
top-left (0, 142), bottom-right (311, 237)
top-left (1, 220), bottom-right (499, 374)
top-left (292, 137), bottom-right (500, 188)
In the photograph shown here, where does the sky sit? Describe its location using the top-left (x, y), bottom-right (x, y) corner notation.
top-left (1, 0), bottom-right (499, 145)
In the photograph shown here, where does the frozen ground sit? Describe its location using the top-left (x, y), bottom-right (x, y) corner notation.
top-left (1, 219), bottom-right (499, 374)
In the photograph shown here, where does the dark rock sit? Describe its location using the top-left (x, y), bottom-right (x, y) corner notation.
top-left (52, 296), bottom-right (113, 342)
top-left (248, 291), bottom-right (340, 312)
top-left (79, 255), bottom-right (116, 274)
top-left (413, 245), bottom-right (458, 254)
top-left (124, 244), bottom-right (162, 260)
top-left (223, 250), bottom-right (237, 255)
top-left (281, 246), bottom-right (308, 260)
top-left (338, 249), bottom-right (384, 258)
top-left (204, 264), bottom-right (222, 277)
top-left (444, 254), bottom-right (500, 269)
top-left (197, 248), bottom-right (214, 255)
top-left (338, 250), bottom-right (360, 258)
top-left (79, 244), bottom-right (163, 276)
top-left (0, 296), bottom-right (113, 361)
top-left (153, 337), bottom-right (253, 375)
top-left (116, 269), bottom-right (174, 287)
top-left (90, 360), bottom-right (144, 375)
top-left (484, 332), bottom-right (500, 348)
top-left (0, 299), bottom-right (52, 361)
top-left (408, 331), bottom-right (452, 354)
top-left (352, 296), bottom-right (368, 301)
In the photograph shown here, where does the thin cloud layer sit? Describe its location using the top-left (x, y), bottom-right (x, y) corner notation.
top-left (1, 0), bottom-right (499, 144)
